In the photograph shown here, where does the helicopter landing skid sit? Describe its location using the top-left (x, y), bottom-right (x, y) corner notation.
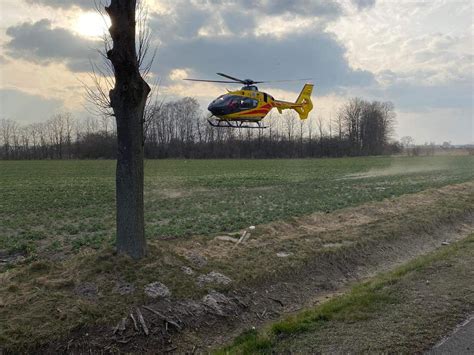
top-left (207, 119), bottom-right (266, 129)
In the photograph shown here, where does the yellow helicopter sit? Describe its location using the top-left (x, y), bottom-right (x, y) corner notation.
top-left (185, 73), bottom-right (314, 128)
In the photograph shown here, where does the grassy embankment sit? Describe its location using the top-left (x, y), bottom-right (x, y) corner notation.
top-left (220, 233), bottom-right (474, 354)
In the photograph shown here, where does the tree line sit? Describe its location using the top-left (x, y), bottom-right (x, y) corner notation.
top-left (0, 97), bottom-right (401, 160)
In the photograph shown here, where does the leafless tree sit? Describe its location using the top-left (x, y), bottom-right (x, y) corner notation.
top-left (81, 0), bottom-right (152, 258)
top-left (338, 98), bottom-right (396, 156)
top-left (0, 119), bottom-right (15, 158)
top-left (19, 126), bottom-right (30, 158)
top-left (84, 0), bottom-right (156, 117)
top-left (334, 110), bottom-right (344, 141)
top-left (283, 112), bottom-right (296, 142)
top-left (401, 136), bottom-right (414, 155)
top-left (2, 95), bottom-right (401, 160)
top-left (315, 115), bottom-right (325, 152)
top-left (48, 113), bottom-right (72, 159)
top-left (28, 123), bottom-right (39, 158)
top-left (328, 112), bottom-right (333, 138)
top-left (341, 98), bottom-right (363, 154)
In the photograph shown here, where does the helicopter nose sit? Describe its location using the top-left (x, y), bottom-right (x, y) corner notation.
top-left (208, 102), bottom-right (223, 116)
top-left (208, 102), bottom-right (217, 114)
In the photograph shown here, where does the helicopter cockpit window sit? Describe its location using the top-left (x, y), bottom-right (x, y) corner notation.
top-left (240, 98), bottom-right (258, 109)
top-left (228, 97), bottom-right (241, 109)
top-left (212, 95), bottom-right (227, 104)
top-left (209, 95), bottom-right (259, 113)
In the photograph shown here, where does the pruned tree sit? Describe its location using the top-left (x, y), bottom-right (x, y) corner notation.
top-left (104, 0), bottom-right (151, 259)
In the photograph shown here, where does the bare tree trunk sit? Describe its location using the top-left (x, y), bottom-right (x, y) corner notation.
top-left (106, 0), bottom-right (150, 259)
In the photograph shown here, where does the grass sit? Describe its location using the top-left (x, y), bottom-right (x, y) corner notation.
top-left (0, 156), bottom-right (473, 351)
top-left (219, 233), bottom-right (474, 354)
top-left (0, 179), bottom-right (472, 351)
top-left (0, 156), bottom-right (473, 258)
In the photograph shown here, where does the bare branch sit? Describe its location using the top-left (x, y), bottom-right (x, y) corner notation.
top-left (82, 0), bottom-right (157, 120)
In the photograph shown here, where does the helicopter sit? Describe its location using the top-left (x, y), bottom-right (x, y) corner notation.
top-left (184, 73), bottom-right (314, 128)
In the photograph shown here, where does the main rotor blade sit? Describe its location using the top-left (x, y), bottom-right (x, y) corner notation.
top-left (257, 78), bottom-right (314, 84)
top-left (216, 73), bottom-right (246, 83)
top-left (184, 78), bottom-right (241, 84)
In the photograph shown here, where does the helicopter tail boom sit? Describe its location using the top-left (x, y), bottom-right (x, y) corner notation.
top-left (273, 84), bottom-right (314, 119)
top-left (293, 84), bottom-right (314, 119)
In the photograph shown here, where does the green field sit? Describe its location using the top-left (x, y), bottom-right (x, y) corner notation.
top-left (1, 156), bottom-right (473, 258)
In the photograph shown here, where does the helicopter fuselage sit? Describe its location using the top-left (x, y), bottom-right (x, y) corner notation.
top-left (208, 85), bottom-right (275, 122)
top-left (206, 83), bottom-right (314, 129)
top-left (184, 73), bottom-right (314, 128)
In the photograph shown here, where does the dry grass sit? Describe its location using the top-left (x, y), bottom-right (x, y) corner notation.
top-left (187, 182), bottom-right (473, 262)
top-left (220, 233), bottom-right (474, 354)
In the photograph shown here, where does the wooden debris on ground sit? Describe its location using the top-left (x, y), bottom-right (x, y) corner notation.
top-left (143, 306), bottom-right (183, 331)
top-left (113, 317), bottom-right (127, 335)
top-left (234, 230), bottom-right (251, 248)
top-left (130, 312), bottom-right (139, 331)
top-left (135, 307), bottom-right (149, 336)
top-left (215, 235), bottom-right (240, 243)
top-left (268, 296), bottom-right (284, 307)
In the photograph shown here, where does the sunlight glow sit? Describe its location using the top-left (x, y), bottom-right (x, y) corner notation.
top-left (74, 12), bottom-right (110, 38)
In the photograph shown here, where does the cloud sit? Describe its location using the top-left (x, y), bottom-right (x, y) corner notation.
top-left (254, 0), bottom-right (342, 19)
top-left (4, 19), bottom-right (101, 72)
top-left (25, 0), bottom-right (344, 18)
top-left (151, 0), bottom-right (344, 40)
top-left (148, 1), bottom-right (374, 94)
top-left (351, 0), bottom-right (376, 10)
top-left (0, 55), bottom-right (9, 65)
top-left (153, 31), bottom-right (374, 95)
top-left (0, 88), bottom-right (64, 122)
top-left (150, 3), bottom-right (212, 39)
top-left (24, 0), bottom-right (96, 10)
top-left (160, 0), bottom-right (343, 19)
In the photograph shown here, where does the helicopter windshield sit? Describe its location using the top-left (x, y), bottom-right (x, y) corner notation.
top-left (208, 95), bottom-right (259, 115)
top-left (211, 95), bottom-right (238, 106)
top-left (211, 95), bottom-right (227, 104)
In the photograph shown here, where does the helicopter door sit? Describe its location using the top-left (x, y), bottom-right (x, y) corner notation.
top-left (263, 93), bottom-right (268, 102)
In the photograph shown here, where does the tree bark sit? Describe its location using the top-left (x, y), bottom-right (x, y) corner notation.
top-left (106, 0), bottom-right (150, 259)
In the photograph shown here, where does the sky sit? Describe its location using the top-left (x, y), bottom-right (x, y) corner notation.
top-left (0, 0), bottom-right (472, 144)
